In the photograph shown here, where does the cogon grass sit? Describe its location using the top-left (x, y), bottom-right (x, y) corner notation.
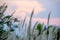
top-left (27, 9), bottom-right (34, 40)
top-left (0, 3), bottom-right (60, 40)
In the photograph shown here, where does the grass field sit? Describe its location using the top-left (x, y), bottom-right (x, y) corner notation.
top-left (0, 3), bottom-right (60, 40)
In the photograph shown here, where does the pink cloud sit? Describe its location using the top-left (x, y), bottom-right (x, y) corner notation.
top-left (0, 0), bottom-right (5, 5)
top-left (31, 18), bottom-right (60, 26)
top-left (50, 18), bottom-right (60, 26)
top-left (4, 0), bottom-right (45, 18)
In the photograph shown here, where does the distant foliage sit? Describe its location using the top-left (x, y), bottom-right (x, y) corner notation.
top-left (36, 23), bottom-right (42, 35)
top-left (0, 3), bottom-right (15, 40)
top-left (0, 3), bottom-right (8, 40)
top-left (0, 3), bottom-right (60, 40)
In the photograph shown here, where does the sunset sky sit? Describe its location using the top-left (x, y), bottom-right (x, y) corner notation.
top-left (0, 0), bottom-right (60, 26)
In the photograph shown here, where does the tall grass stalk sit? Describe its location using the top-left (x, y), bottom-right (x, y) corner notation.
top-left (46, 11), bottom-right (51, 40)
top-left (22, 16), bottom-right (26, 28)
top-left (32, 21), bottom-right (38, 40)
top-left (47, 11), bottom-right (51, 25)
top-left (27, 9), bottom-right (34, 40)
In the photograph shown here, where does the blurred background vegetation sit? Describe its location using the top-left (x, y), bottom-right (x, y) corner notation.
top-left (0, 3), bottom-right (60, 40)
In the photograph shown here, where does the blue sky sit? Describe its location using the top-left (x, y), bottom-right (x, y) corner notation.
top-left (35, 0), bottom-right (60, 18)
